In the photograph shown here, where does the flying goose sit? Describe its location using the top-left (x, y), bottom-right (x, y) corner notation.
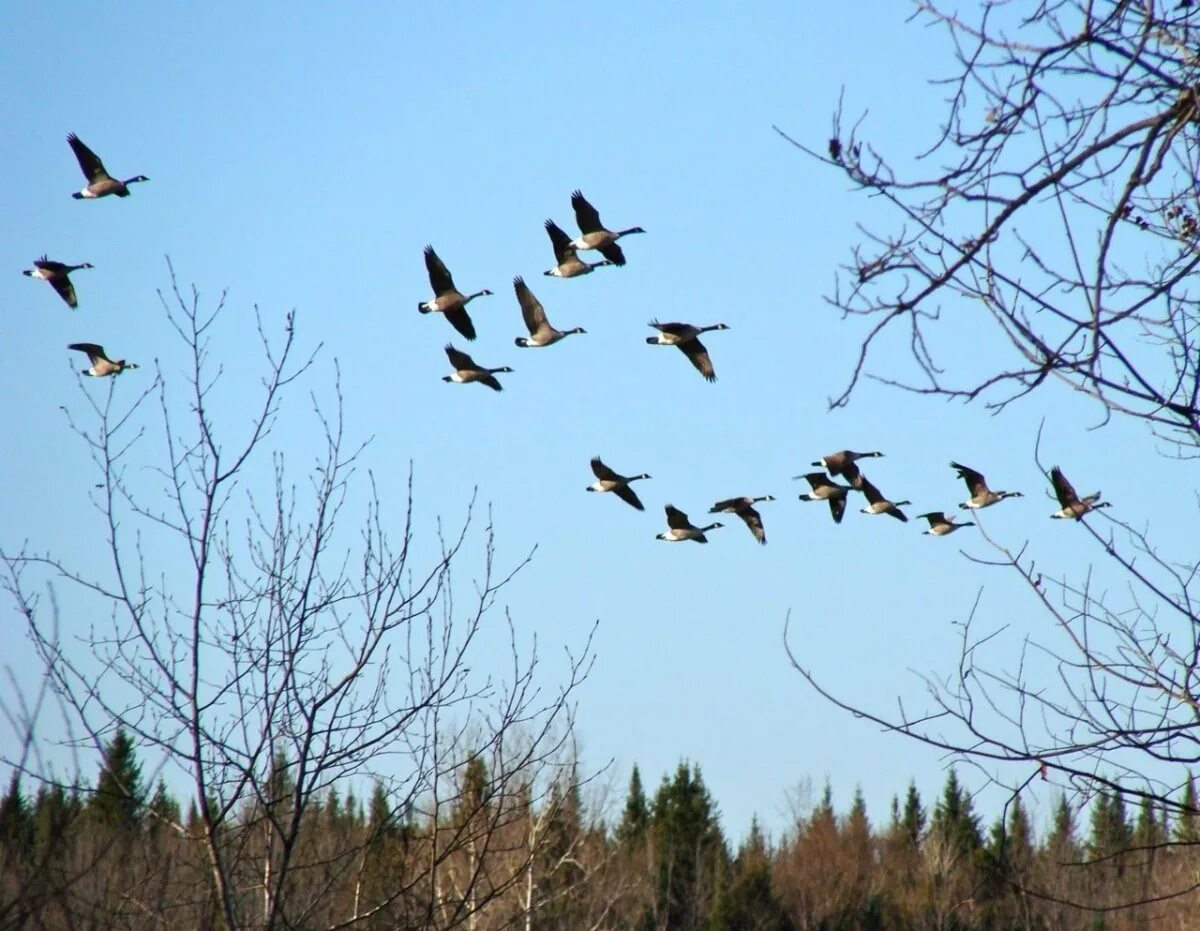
top-left (656, 505), bottom-right (723, 543)
top-left (586, 457), bottom-right (651, 511)
top-left (67, 133), bottom-right (149, 199)
top-left (709, 495), bottom-right (775, 544)
top-left (513, 277), bottom-right (585, 347)
top-left (950, 461), bottom-right (1023, 509)
top-left (1049, 466), bottom-right (1111, 519)
top-left (543, 219), bottom-right (613, 277)
top-left (812, 450), bottom-right (883, 487)
top-left (796, 472), bottom-right (853, 524)
top-left (441, 344), bottom-right (511, 391)
top-left (917, 512), bottom-right (975, 535)
top-left (646, 321), bottom-right (729, 382)
top-left (418, 246), bottom-right (492, 340)
top-left (857, 475), bottom-right (910, 522)
top-left (68, 343), bottom-right (138, 377)
top-left (569, 190), bottom-right (645, 266)
top-left (24, 256), bottom-right (92, 308)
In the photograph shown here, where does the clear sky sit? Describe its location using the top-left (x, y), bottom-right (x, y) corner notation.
top-left (3, 1), bottom-right (1194, 842)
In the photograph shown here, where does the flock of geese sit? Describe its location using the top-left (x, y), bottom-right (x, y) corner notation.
top-left (22, 135), bottom-right (1115, 545)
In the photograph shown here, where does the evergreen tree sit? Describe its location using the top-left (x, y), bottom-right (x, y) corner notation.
top-left (1133, 795), bottom-right (1164, 849)
top-left (900, 780), bottom-right (925, 847)
top-left (89, 727), bottom-right (145, 830)
top-left (1175, 773), bottom-right (1199, 844)
top-left (708, 818), bottom-right (792, 931)
top-left (0, 773), bottom-right (33, 856)
top-left (32, 783), bottom-right (80, 858)
top-left (928, 769), bottom-right (981, 857)
top-left (367, 781), bottom-right (396, 841)
top-left (647, 761), bottom-right (729, 931)
top-left (454, 755), bottom-right (490, 826)
top-left (147, 779), bottom-right (180, 827)
top-left (617, 763), bottom-right (649, 843)
top-left (987, 795), bottom-right (1033, 870)
top-left (1088, 791), bottom-right (1132, 859)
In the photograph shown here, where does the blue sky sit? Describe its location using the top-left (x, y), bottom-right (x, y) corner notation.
top-left (3, 1), bottom-right (1194, 841)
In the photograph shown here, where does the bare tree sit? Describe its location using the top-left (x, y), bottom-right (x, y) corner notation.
top-left (1, 261), bottom-right (594, 930)
top-left (779, 0), bottom-right (1200, 912)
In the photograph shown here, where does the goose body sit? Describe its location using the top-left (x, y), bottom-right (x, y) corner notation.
top-left (1049, 466), bottom-right (1111, 519)
top-left (857, 475), bottom-right (910, 522)
top-left (543, 219), bottom-right (613, 277)
top-left (813, 450), bottom-right (883, 487)
top-left (24, 256), bottom-right (93, 308)
top-left (918, 512), bottom-right (975, 535)
top-left (512, 276), bottom-right (585, 347)
top-left (587, 457), bottom-right (651, 510)
top-left (646, 320), bottom-right (729, 382)
top-left (951, 461), bottom-right (1023, 509)
top-left (710, 495), bottom-right (774, 544)
top-left (68, 343), bottom-right (138, 377)
top-left (796, 472), bottom-right (853, 524)
top-left (67, 134), bottom-right (148, 199)
top-left (418, 246), bottom-right (492, 340)
top-left (441, 344), bottom-right (511, 391)
top-left (568, 190), bottom-right (645, 266)
top-left (656, 505), bottom-right (723, 543)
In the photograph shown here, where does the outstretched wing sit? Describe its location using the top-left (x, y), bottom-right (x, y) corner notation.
top-left (612, 484), bottom-right (645, 511)
top-left (739, 507), bottom-right (767, 544)
top-left (424, 245), bottom-right (456, 294)
top-left (443, 306), bottom-right (476, 341)
top-left (950, 461), bottom-right (987, 495)
top-left (1049, 466), bottom-right (1077, 507)
top-left (477, 373), bottom-right (503, 392)
top-left (590, 457), bottom-right (620, 482)
top-left (857, 474), bottom-right (882, 504)
top-left (544, 219), bottom-right (575, 263)
top-left (571, 189), bottom-right (604, 233)
top-left (444, 344), bottom-right (475, 371)
top-left (68, 342), bottom-right (106, 364)
top-left (67, 133), bottom-right (108, 182)
top-left (513, 276), bottom-right (548, 335)
top-left (596, 241), bottom-right (627, 266)
top-left (677, 338), bottom-right (716, 382)
top-left (49, 274), bottom-right (79, 308)
top-left (829, 496), bottom-right (847, 524)
top-left (664, 505), bottom-right (690, 530)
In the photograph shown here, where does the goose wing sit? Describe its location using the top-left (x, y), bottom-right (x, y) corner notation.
top-left (918, 511), bottom-right (948, 526)
top-left (590, 457), bottom-right (621, 482)
top-left (49, 272), bottom-right (79, 308)
top-left (513, 277), bottom-right (549, 335)
top-left (544, 219), bottom-right (575, 263)
top-left (829, 496), bottom-right (847, 524)
top-left (664, 505), bottom-right (692, 530)
top-left (738, 507), bottom-right (767, 544)
top-left (710, 497), bottom-right (746, 513)
top-left (477, 372), bottom-right (503, 392)
top-left (676, 337), bottom-right (715, 381)
top-left (858, 474), bottom-right (883, 504)
top-left (68, 342), bottom-right (106, 364)
top-left (950, 461), bottom-right (987, 495)
top-left (444, 344), bottom-right (476, 371)
top-left (571, 189), bottom-right (604, 234)
top-left (424, 246), bottom-right (456, 295)
top-left (1049, 467), bottom-right (1078, 507)
top-left (443, 306), bottom-right (477, 341)
top-left (67, 133), bottom-right (109, 182)
top-left (612, 484), bottom-right (645, 511)
top-left (596, 241), bottom-right (627, 266)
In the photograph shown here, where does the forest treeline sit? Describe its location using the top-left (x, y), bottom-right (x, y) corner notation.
top-left (2, 730), bottom-right (1199, 930)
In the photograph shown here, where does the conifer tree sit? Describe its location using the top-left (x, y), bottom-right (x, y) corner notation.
top-left (1175, 773), bottom-right (1199, 844)
top-left (928, 769), bottom-right (981, 857)
top-left (900, 781), bottom-right (925, 848)
top-left (89, 727), bottom-right (145, 830)
top-left (617, 763), bottom-right (649, 844)
top-left (1088, 791), bottom-right (1132, 859)
top-left (0, 774), bottom-right (33, 856)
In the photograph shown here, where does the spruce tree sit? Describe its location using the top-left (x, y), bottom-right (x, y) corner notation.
top-left (0, 773), bottom-right (33, 856)
top-left (89, 727), bottom-right (145, 830)
top-left (617, 763), bottom-right (649, 843)
top-left (1087, 791), bottom-right (1132, 858)
top-left (900, 780), bottom-right (925, 847)
top-left (1175, 773), bottom-right (1199, 844)
top-left (929, 769), bottom-right (981, 857)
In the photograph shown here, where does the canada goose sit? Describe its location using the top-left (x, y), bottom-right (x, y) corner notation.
top-left (586, 457), bottom-right (651, 511)
top-left (512, 277), bottom-right (586, 347)
top-left (709, 495), bottom-right (775, 544)
top-left (569, 190), bottom-right (645, 266)
top-left (1049, 466), bottom-right (1112, 519)
top-left (950, 461), bottom-right (1023, 509)
top-left (441, 344), bottom-right (512, 391)
top-left (656, 505), bottom-right (723, 543)
top-left (542, 219), bottom-right (613, 277)
top-left (418, 246), bottom-right (492, 340)
top-left (646, 320), bottom-right (729, 382)
top-left (67, 134), bottom-right (148, 199)
top-left (917, 512), bottom-right (975, 535)
top-left (796, 472), bottom-right (853, 524)
top-left (857, 474), bottom-right (910, 522)
top-left (24, 256), bottom-right (92, 308)
top-left (68, 343), bottom-right (138, 377)
top-left (812, 450), bottom-right (883, 486)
